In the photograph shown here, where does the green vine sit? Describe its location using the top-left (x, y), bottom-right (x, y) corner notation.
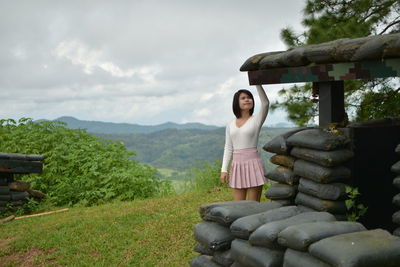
top-left (345, 186), bottom-right (368, 221)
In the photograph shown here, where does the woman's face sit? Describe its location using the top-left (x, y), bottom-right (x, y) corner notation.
top-left (239, 92), bottom-right (253, 111)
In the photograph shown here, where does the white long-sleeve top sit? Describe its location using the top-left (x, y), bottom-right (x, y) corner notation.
top-left (221, 85), bottom-right (269, 173)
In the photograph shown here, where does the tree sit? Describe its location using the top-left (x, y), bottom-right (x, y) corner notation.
top-left (273, 0), bottom-right (400, 126)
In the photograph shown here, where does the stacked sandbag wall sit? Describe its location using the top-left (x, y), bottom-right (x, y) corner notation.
top-left (0, 153), bottom-right (45, 213)
top-left (190, 200), bottom-right (285, 266)
top-left (392, 144), bottom-right (400, 236)
top-left (192, 200), bottom-right (400, 266)
top-left (263, 128), bottom-right (308, 205)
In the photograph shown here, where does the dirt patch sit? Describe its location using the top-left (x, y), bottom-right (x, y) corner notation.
top-left (0, 248), bottom-right (57, 267)
top-left (0, 237), bottom-right (15, 250)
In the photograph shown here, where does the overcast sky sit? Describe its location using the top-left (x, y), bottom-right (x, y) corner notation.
top-left (1, 0), bottom-right (306, 126)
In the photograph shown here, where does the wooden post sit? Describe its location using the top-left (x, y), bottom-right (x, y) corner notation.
top-left (317, 81), bottom-right (345, 127)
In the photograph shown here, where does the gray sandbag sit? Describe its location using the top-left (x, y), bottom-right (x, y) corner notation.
top-left (194, 221), bottom-right (234, 251)
top-left (393, 193), bottom-right (400, 207)
top-left (393, 210), bottom-right (400, 224)
top-left (309, 229), bottom-right (400, 267)
top-left (207, 201), bottom-right (283, 226)
top-left (290, 147), bottom-right (353, 167)
top-left (270, 199), bottom-right (292, 206)
top-left (297, 205), bottom-right (317, 212)
top-left (394, 227), bottom-right (400, 237)
top-left (283, 249), bottom-right (331, 267)
top-left (259, 52), bottom-right (286, 69)
top-left (294, 160), bottom-right (351, 183)
top-left (396, 144), bottom-right (400, 154)
top-left (278, 221), bottom-right (366, 251)
top-left (352, 33), bottom-right (400, 61)
top-left (303, 40), bottom-right (339, 63)
top-left (10, 191), bottom-right (30, 201)
top-left (270, 155), bottom-right (295, 169)
top-left (391, 161), bottom-right (400, 174)
top-left (194, 243), bottom-right (214, 256)
top-left (265, 166), bottom-right (299, 185)
top-left (230, 206), bottom-right (302, 239)
top-left (189, 255), bottom-right (222, 267)
top-left (231, 262), bottom-right (246, 267)
top-left (263, 128), bottom-right (309, 155)
top-left (334, 36), bottom-right (374, 62)
top-left (249, 212), bottom-right (336, 249)
top-left (295, 192), bottom-right (347, 214)
top-left (200, 201), bottom-right (257, 221)
top-left (240, 51), bottom-right (284, 71)
top-left (0, 186), bottom-right (10, 195)
top-left (298, 178), bottom-right (347, 200)
top-left (212, 250), bottom-right (234, 267)
top-left (287, 128), bottom-right (350, 151)
top-left (393, 176), bottom-right (400, 190)
top-left (280, 46), bottom-right (309, 67)
top-left (0, 195), bottom-right (11, 201)
top-left (384, 38), bottom-right (400, 57)
top-left (334, 214), bottom-right (348, 221)
top-left (265, 183), bottom-right (297, 200)
top-left (231, 239), bottom-right (284, 267)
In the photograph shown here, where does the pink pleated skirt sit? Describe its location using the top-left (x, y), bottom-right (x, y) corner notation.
top-left (229, 147), bottom-right (266, 189)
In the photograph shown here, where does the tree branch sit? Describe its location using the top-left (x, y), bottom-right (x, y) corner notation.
top-left (379, 19), bottom-right (400, 34)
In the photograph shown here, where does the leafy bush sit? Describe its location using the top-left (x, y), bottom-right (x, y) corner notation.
top-left (0, 118), bottom-right (173, 207)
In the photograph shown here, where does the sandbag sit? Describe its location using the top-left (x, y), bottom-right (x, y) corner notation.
top-left (0, 195), bottom-right (11, 201)
top-left (259, 52), bottom-right (286, 69)
top-left (283, 248), bottom-right (331, 267)
top-left (194, 222), bottom-right (234, 251)
top-left (263, 128), bottom-right (309, 155)
top-left (334, 36), bottom-right (374, 62)
top-left (194, 243), bottom-right (214, 256)
top-left (189, 255), bottom-right (222, 267)
top-left (392, 210), bottom-right (400, 224)
top-left (294, 160), bottom-right (351, 183)
top-left (212, 250), bottom-right (234, 267)
top-left (352, 33), bottom-right (400, 61)
top-left (231, 239), bottom-right (284, 267)
top-left (8, 180), bottom-right (30, 192)
top-left (393, 227), bottom-right (400, 237)
top-left (0, 186), bottom-right (10, 195)
top-left (231, 262), bottom-right (246, 267)
top-left (249, 212), bottom-right (336, 249)
top-left (287, 128), bottom-right (350, 151)
top-left (230, 206), bottom-right (302, 239)
top-left (295, 192), bottom-right (347, 214)
top-left (278, 221), bottom-right (366, 251)
top-left (0, 177), bottom-right (8, 186)
top-left (27, 189), bottom-right (45, 199)
top-left (396, 144), bottom-right (400, 154)
top-left (298, 178), bottom-right (347, 200)
top-left (309, 229), bottom-right (400, 267)
top-left (280, 46), bottom-right (309, 67)
top-left (10, 191), bottom-right (30, 201)
top-left (200, 201), bottom-right (257, 221)
top-left (384, 38), bottom-right (400, 57)
top-left (334, 214), bottom-right (348, 221)
top-left (240, 51), bottom-right (284, 71)
top-left (297, 205), bottom-right (317, 212)
top-left (270, 155), bottom-right (295, 169)
top-left (303, 40), bottom-right (338, 63)
top-left (266, 183), bottom-right (297, 200)
top-left (290, 147), bottom-right (353, 167)
top-left (393, 176), bottom-right (400, 190)
top-left (270, 199), bottom-right (293, 206)
top-left (393, 193), bottom-right (400, 207)
top-left (207, 201), bottom-right (283, 226)
top-left (265, 166), bottom-right (299, 185)
top-left (391, 161), bottom-right (400, 174)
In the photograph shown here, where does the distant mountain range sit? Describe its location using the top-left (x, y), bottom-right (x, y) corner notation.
top-left (37, 116), bottom-right (293, 134)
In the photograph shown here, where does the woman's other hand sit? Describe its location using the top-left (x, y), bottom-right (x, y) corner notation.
top-left (220, 172), bottom-right (229, 184)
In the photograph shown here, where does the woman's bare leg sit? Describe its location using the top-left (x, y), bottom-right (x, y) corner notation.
top-left (247, 185), bottom-right (263, 202)
top-left (232, 188), bottom-right (247, 200)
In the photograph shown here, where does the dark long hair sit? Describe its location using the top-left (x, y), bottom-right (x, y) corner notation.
top-left (232, 89), bottom-right (254, 118)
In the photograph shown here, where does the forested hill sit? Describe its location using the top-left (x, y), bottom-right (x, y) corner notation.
top-left (95, 127), bottom-right (292, 171)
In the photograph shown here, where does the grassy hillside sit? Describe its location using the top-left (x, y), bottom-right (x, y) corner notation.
top-left (0, 188), bottom-right (235, 266)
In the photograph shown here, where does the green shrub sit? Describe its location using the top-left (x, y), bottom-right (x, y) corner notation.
top-left (0, 118), bottom-right (173, 207)
top-left (185, 160), bottom-right (225, 191)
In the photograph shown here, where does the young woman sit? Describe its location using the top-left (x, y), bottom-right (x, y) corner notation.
top-left (220, 85), bottom-right (269, 202)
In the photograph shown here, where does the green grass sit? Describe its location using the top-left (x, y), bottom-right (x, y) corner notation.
top-left (0, 188), bottom-right (233, 266)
